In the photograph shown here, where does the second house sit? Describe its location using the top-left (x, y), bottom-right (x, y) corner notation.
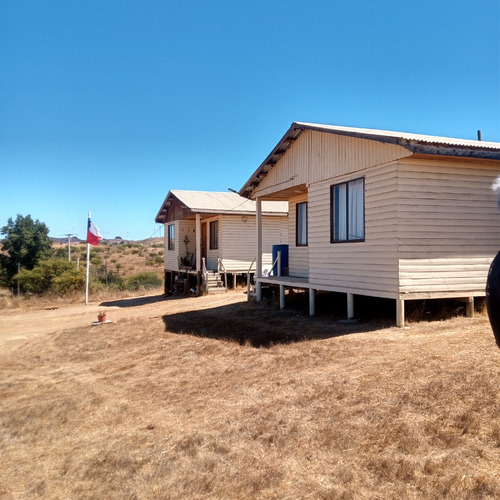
top-left (155, 190), bottom-right (288, 295)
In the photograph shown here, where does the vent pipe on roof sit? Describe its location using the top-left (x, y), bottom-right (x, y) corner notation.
top-left (477, 130), bottom-right (482, 141)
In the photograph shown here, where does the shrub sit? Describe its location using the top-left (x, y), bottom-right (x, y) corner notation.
top-left (15, 258), bottom-right (85, 295)
top-left (92, 264), bottom-right (125, 290)
top-left (125, 272), bottom-right (162, 291)
top-left (53, 268), bottom-right (86, 294)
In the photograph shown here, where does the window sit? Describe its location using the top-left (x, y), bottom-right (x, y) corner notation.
top-left (296, 202), bottom-right (308, 246)
top-left (209, 220), bottom-right (218, 249)
top-left (168, 224), bottom-right (175, 250)
top-left (331, 178), bottom-right (365, 242)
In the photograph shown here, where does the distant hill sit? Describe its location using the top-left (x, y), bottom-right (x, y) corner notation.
top-left (51, 237), bottom-right (165, 277)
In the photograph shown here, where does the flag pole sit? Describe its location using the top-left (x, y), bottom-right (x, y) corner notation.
top-left (85, 212), bottom-right (90, 305)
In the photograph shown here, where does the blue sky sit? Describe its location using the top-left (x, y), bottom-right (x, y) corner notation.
top-left (1, 0), bottom-right (499, 241)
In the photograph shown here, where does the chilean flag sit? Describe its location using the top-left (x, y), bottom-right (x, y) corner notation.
top-left (86, 217), bottom-right (102, 246)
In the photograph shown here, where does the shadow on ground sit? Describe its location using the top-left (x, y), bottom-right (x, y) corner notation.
top-left (100, 294), bottom-right (169, 308)
top-left (160, 290), bottom-right (485, 348)
top-left (162, 297), bottom-right (393, 348)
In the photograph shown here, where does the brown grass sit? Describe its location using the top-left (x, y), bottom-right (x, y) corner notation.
top-left (1, 291), bottom-right (500, 499)
top-left (53, 238), bottom-right (164, 277)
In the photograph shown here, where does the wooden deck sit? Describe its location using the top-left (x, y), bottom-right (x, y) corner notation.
top-left (256, 275), bottom-right (311, 289)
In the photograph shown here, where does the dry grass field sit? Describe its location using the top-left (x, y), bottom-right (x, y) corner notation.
top-left (1, 289), bottom-right (500, 499)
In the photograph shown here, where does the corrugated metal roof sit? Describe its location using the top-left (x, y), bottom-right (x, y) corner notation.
top-left (155, 190), bottom-right (288, 222)
top-left (295, 122), bottom-right (500, 149)
top-left (240, 122), bottom-right (500, 198)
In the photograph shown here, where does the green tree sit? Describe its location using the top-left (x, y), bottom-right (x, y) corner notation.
top-left (0, 214), bottom-right (52, 286)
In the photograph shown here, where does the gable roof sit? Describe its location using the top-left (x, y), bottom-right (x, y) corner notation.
top-left (155, 190), bottom-right (288, 223)
top-left (239, 122), bottom-right (500, 198)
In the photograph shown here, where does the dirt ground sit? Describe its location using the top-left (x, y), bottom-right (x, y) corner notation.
top-left (0, 289), bottom-right (494, 351)
top-left (0, 291), bottom-right (249, 350)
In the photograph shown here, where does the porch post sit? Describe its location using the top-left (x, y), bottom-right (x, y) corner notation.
top-left (195, 214), bottom-right (201, 272)
top-left (256, 197), bottom-right (263, 302)
top-left (195, 214), bottom-right (202, 293)
top-left (347, 293), bottom-right (354, 319)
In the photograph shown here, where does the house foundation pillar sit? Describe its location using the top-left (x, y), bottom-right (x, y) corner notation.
top-left (347, 293), bottom-right (354, 319)
top-left (396, 299), bottom-right (405, 328)
top-left (309, 288), bottom-right (315, 316)
top-left (280, 284), bottom-right (285, 309)
top-left (164, 271), bottom-right (172, 296)
top-left (256, 282), bottom-right (262, 302)
top-left (465, 297), bottom-right (474, 318)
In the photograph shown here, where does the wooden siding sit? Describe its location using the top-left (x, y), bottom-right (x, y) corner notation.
top-left (249, 127), bottom-right (500, 302)
top-left (288, 193), bottom-right (309, 278)
top-left (163, 222), bottom-right (178, 270)
top-left (178, 219), bottom-right (197, 266)
top-left (163, 219), bottom-right (197, 271)
top-left (221, 214), bottom-right (288, 272)
top-left (308, 162), bottom-right (400, 298)
top-left (397, 157), bottom-right (500, 296)
top-left (164, 214), bottom-right (288, 273)
top-left (253, 130), bottom-right (411, 199)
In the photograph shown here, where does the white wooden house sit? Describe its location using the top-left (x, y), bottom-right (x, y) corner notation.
top-left (239, 122), bottom-right (500, 326)
top-left (155, 190), bottom-right (288, 294)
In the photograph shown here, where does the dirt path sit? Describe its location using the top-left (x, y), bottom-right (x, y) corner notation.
top-left (0, 291), bottom-right (249, 350)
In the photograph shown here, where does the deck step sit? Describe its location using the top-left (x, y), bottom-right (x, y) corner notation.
top-left (205, 271), bottom-right (227, 294)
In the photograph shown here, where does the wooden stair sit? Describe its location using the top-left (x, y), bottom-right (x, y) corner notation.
top-left (205, 271), bottom-right (227, 294)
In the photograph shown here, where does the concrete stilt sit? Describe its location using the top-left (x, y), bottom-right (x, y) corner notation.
top-left (396, 299), bottom-right (405, 328)
top-left (309, 288), bottom-right (315, 316)
top-left (347, 293), bottom-right (354, 319)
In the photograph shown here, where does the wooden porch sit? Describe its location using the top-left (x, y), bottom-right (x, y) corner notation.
top-left (254, 274), bottom-right (337, 318)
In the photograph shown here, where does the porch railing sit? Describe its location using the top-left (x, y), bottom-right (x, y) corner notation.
top-left (217, 258), bottom-right (227, 289)
top-left (247, 257), bottom-right (256, 301)
top-left (202, 257), bottom-right (208, 293)
top-left (269, 251), bottom-right (282, 278)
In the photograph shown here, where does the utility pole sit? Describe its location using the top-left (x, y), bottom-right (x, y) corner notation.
top-left (63, 233), bottom-right (76, 262)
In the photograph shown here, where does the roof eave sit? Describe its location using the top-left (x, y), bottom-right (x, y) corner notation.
top-left (401, 141), bottom-right (500, 160)
top-left (239, 122), bottom-right (305, 198)
top-left (239, 122), bottom-right (500, 198)
top-left (155, 191), bottom-right (175, 223)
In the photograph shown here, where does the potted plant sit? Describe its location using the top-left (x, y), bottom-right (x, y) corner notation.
top-left (97, 311), bottom-right (107, 323)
